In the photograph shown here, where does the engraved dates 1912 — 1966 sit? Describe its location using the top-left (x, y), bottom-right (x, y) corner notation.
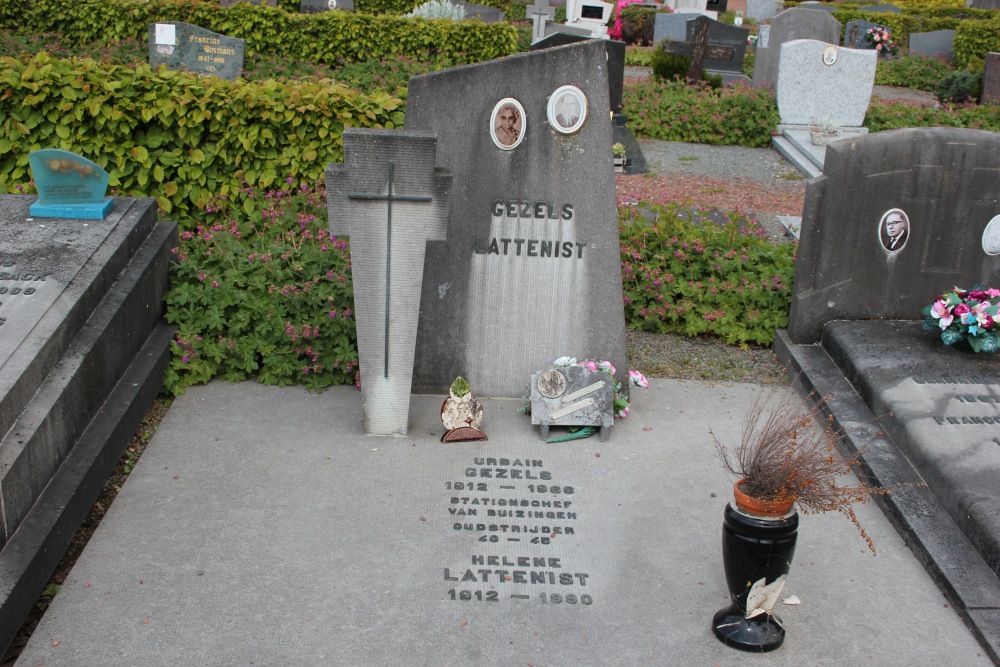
top-left (443, 457), bottom-right (593, 606)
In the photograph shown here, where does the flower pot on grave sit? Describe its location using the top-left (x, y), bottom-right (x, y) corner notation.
top-left (613, 155), bottom-right (626, 173)
top-left (712, 482), bottom-right (798, 652)
top-left (809, 129), bottom-right (839, 146)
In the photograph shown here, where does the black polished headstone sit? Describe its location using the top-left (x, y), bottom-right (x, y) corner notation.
top-left (684, 16), bottom-right (749, 73)
top-left (787, 128), bottom-right (1000, 344)
top-left (148, 22), bottom-right (245, 81)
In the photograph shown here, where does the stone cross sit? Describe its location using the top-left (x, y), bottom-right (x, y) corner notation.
top-left (527, 0), bottom-right (556, 43)
top-left (326, 129), bottom-right (451, 436)
top-left (660, 16), bottom-right (734, 80)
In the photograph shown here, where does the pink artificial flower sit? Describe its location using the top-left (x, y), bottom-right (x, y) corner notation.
top-left (954, 303), bottom-right (970, 316)
top-left (581, 360), bottom-right (598, 371)
top-left (988, 289), bottom-right (1000, 298)
top-left (629, 370), bottom-right (650, 388)
top-left (598, 360), bottom-right (616, 375)
top-left (616, 406), bottom-right (629, 419)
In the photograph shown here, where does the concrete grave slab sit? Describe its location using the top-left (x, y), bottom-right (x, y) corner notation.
top-left (404, 41), bottom-right (627, 398)
top-left (148, 22), bottom-right (245, 80)
top-left (909, 29), bottom-right (956, 59)
top-left (776, 40), bottom-right (877, 128)
top-left (787, 128), bottom-right (1000, 344)
top-left (13, 380), bottom-right (996, 665)
top-left (752, 7), bottom-right (842, 88)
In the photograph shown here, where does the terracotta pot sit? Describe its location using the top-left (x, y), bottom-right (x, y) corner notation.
top-left (733, 479), bottom-right (794, 517)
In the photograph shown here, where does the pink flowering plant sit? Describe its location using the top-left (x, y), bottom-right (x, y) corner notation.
top-left (552, 356), bottom-right (649, 418)
top-left (164, 179), bottom-right (359, 394)
top-left (865, 27), bottom-right (898, 57)
top-left (923, 286), bottom-right (1000, 353)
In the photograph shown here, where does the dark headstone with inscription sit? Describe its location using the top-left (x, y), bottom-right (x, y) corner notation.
top-left (0, 195), bottom-right (175, 652)
top-left (751, 7), bottom-right (842, 88)
top-left (299, 0), bottom-right (354, 12)
top-left (909, 30), bottom-right (955, 60)
top-left (405, 40), bottom-right (627, 397)
top-left (148, 22), bottom-right (245, 81)
top-left (530, 364), bottom-right (615, 441)
top-left (843, 19), bottom-right (889, 49)
top-left (683, 15), bottom-right (749, 73)
top-left (786, 128), bottom-right (1000, 344)
top-left (983, 53), bottom-right (1000, 105)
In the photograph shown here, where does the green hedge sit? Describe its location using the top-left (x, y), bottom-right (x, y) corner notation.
top-left (953, 16), bottom-right (1000, 71)
top-left (0, 52), bottom-right (404, 222)
top-left (6, 0), bottom-right (518, 64)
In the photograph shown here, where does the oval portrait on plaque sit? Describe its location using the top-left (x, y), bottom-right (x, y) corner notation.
top-left (983, 215), bottom-right (1000, 256)
top-left (822, 46), bottom-right (838, 66)
top-left (878, 208), bottom-right (910, 252)
top-left (490, 98), bottom-right (525, 150)
top-left (547, 85), bottom-right (588, 135)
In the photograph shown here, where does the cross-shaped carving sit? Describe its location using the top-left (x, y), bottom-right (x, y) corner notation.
top-left (527, 0), bottom-right (555, 43)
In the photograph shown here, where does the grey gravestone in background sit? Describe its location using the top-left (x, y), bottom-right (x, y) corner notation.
top-left (300, 0), bottom-right (354, 12)
top-left (457, 0), bottom-right (506, 21)
top-left (970, 0), bottom-right (1000, 8)
top-left (752, 7), bottom-right (842, 88)
top-left (653, 13), bottom-right (693, 43)
top-left (799, 0), bottom-right (837, 11)
top-left (684, 16), bottom-right (749, 73)
top-left (405, 41), bottom-right (627, 398)
top-left (148, 22), bottom-right (245, 81)
top-left (843, 19), bottom-right (888, 49)
top-left (777, 40), bottom-right (877, 127)
top-left (787, 128), bottom-right (1000, 343)
top-left (527, 0), bottom-right (556, 42)
top-left (326, 130), bottom-right (451, 435)
top-left (982, 52), bottom-right (1000, 105)
top-left (530, 365), bottom-right (614, 440)
top-left (747, 0), bottom-right (781, 20)
top-left (909, 30), bottom-right (955, 59)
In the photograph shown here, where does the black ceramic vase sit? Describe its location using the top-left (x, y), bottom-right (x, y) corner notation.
top-left (712, 502), bottom-right (799, 652)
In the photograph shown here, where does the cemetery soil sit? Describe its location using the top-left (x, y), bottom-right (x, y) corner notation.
top-left (1, 139), bottom-right (795, 662)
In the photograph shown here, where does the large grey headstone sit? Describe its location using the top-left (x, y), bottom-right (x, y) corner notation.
top-left (909, 30), bottom-right (955, 59)
top-left (531, 35), bottom-right (626, 112)
top-left (653, 12), bottom-right (693, 43)
top-left (777, 40), bottom-right (877, 127)
top-left (752, 7), bottom-right (842, 88)
top-left (404, 41), bottom-right (627, 398)
top-left (787, 128), bottom-right (1000, 343)
top-left (148, 22), bottom-right (245, 80)
top-left (969, 0), bottom-right (1000, 8)
top-left (843, 19), bottom-right (889, 49)
top-left (684, 17), bottom-right (749, 73)
top-left (326, 130), bottom-right (451, 435)
top-left (984, 53), bottom-right (1000, 105)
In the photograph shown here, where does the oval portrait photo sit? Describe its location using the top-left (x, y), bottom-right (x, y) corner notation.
top-left (984, 215), bottom-right (1000, 256)
top-left (490, 98), bottom-right (525, 150)
top-left (879, 208), bottom-right (910, 252)
top-left (547, 85), bottom-right (588, 135)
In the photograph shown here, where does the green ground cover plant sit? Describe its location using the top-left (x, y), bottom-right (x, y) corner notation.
top-left (865, 98), bottom-right (1000, 132)
top-left (619, 204), bottom-right (796, 347)
top-left (622, 78), bottom-right (778, 147)
top-left (164, 180), bottom-right (359, 395)
top-left (874, 52), bottom-right (955, 91)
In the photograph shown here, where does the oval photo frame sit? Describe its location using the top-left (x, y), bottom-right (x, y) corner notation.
top-left (983, 215), bottom-right (1000, 256)
top-left (490, 98), bottom-right (526, 151)
top-left (822, 46), bottom-right (838, 66)
top-left (878, 208), bottom-right (910, 253)
top-left (547, 85), bottom-right (588, 135)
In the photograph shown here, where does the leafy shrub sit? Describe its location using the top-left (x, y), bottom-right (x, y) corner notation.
top-left (650, 48), bottom-right (690, 80)
top-left (864, 98), bottom-right (1000, 132)
top-left (0, 53), bottom-right (404, 221)
top-left (934, 70), bottom-right (982, 104)
top-left (625, 45), bottom-right (654, 66)
top-left (953, 17), bottom-right (1000, 71)
top-left (619, 203), bottom-right (795, 346)
top-left (622, 77), bottom-right (779, 147)
top-left (164, 181), bottom-right (358, 395)
top-left (406, 0), bottom-right (466, 20)
top-left (619, 4), bottom-right (659, 45)
top-left (875, 52), bottom-right (955, 91)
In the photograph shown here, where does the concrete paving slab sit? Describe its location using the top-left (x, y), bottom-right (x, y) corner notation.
top-left (17, 380), bottom-right (993, 666)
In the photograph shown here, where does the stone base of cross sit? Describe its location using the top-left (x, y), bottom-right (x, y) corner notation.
top-left (326, 129), bottom-right (451, 436)
top-left (527, 0), bottom-right (556, 43)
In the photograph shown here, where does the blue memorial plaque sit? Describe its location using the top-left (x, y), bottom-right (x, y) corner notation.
top-left (27, 149), bottom-right (114, 220)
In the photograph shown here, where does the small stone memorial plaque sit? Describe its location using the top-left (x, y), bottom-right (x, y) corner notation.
top-left (27, 149), bottom-right (113, 220)
top-left (148, 22), bottom-right (245, 81)
top-left (530, 365), bottom-right (614, 441)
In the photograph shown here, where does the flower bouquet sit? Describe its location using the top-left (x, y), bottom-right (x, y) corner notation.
top-left (923, 286), bottom-right (1000, 353)
top-left (865, 27), bottom-right (898, 57)
top-left (552, 356), bottom-right (649, 418)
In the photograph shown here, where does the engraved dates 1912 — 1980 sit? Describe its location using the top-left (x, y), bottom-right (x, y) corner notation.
top-left (443, 457), bottom-right (593, 607)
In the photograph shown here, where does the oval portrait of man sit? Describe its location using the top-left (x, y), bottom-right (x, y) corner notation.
top-left (490, 98), bottom-right (526, 150)
top-left (878, 208), bottom-right (910, 252)
top-left (547, 85), bottom-right (588, 135)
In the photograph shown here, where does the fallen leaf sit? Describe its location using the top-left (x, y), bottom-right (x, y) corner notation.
top-left (642, 426), bottom-right (652, 431)
top-left (172, 474), bottom-right (179, 480)
top-left (143, 619), bottom-right (149, 625)
top-left (595, 453), bottom-right (601, 457)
